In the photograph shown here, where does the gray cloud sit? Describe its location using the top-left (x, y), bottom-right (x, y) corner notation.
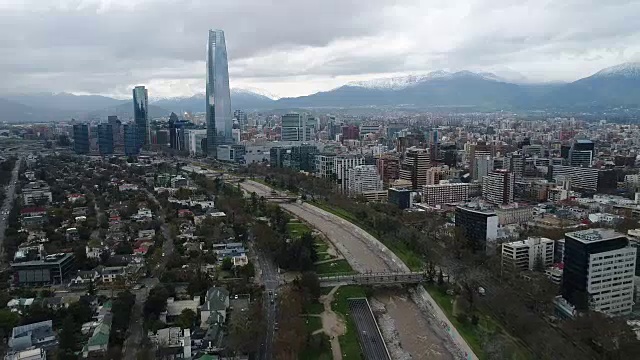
top-left (0, 0), bottom-right (639, 98)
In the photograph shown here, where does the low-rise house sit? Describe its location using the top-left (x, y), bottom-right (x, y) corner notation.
top-left (70, 270), bottom-right (100, 286)
top-left (67, 194), bottom-right (85, 203)
top-left (4, 348), bottom-right (47, 360)
top-left (132, 208), bottom-right (152, 221)
top-left (149, 327), bottom-right (192, 359)
top-left (118, 184), bottom-right (138, 191)
top-left (162, 296), bottom-right (200, 324)
top-left (99, 266), bottom-right (126, 283)
top-left (82, 314), bottom-right (111, 358)
top-left (177, 209), bottom-right (193, 218)
top-left (200, 287), bottom-right (229, 329)
top-left (20, 207), bottom-right (47, 218)
top-left (8, 320), bottom-right (58, 352)
top-left (7, 298), bottom-right (35, 313)
top-left (138, 229), bottom-right (156, 238)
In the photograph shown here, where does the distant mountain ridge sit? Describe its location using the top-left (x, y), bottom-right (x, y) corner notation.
top-left (1, 62), bottom-right (640, 122)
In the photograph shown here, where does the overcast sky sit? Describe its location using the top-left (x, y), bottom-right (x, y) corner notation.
top-left (1, 0), bottom-right (639, 99)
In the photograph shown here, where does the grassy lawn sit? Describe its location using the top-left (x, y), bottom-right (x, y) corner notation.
top-left (425, 284), bottom-right (531, 360)
top-left (312, 201), bottom-right (424, 271)
top-left (287, 221), bottom-right (311, 237)
top-left (330, 286), bottom-right (367, 359)
top-left (304, 315), bottom-right (323, 333)
top-left (314, 240), bottom-right (329, 253)
top-left (315, 259), bottom-right (356, 275)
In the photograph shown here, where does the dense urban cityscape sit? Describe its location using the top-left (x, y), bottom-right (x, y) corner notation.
top-left (2, 3), bottom-right (640, 360)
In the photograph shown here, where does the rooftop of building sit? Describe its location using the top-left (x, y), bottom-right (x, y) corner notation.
top-left (566, 228), bottom-right (626, 243)
top-left (10, 253), bottom-right (73, 267)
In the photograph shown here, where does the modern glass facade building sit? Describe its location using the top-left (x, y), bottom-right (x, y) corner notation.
top-left (124, 124), bottom-right (139, 156)
top-left (206, 29), bottom-right (233, 156)
top-left (73, 124), bottom-right (90, 154)
top-left (97, 123), bottom-right (114, 155)
top-left (133, 86), bottom-right (149, 149)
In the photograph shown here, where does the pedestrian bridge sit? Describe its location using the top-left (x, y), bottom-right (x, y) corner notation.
top-left (318, 271), bottom-right (429, 287)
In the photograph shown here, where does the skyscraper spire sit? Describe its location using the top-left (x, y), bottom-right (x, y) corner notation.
top-left (206, 29), bottom-right (233, 157)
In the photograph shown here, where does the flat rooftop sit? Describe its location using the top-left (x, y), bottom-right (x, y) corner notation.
top-left (10, 253), bottom-right (73, 267)
top-left (566, 228), bottom-right (626, 244)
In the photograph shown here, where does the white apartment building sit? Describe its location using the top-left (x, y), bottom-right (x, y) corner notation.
top-left (587, 246), bottom-right (637, 315)
top-left (334, 155), bottom-right (364, 193)
top-left (562, 229), bottom-right (637, 316)
top-left (347, 165), bottom-right (382, 196)
top-left (482, 170), bottom-right (515, 205)
top-left (501, 237), bottom-right (555, 271)
top-left (423, 181), bottom-right (470, 206)
top-left (315, 154), bottom-right (336, 179)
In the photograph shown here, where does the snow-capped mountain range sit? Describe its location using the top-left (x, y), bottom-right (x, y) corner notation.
top-left (345, 71), bottom-right (509, 90)
top-left (592, 62), bottom-right (640, 78)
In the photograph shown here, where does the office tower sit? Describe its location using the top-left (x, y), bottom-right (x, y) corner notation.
top-left (561, 229), bottom-right (636, 315)
top-left (501, 237), bottom-right (555, 271)
top-left (108, 115), bottom-right (122, 146)
top-left (341, 125), bottom-right (359, 141)
top-left (282, 144), bottom-right (319, 172)
top-left (97, 124), bottom-right (114, 156)
top-left (169, 112), bottom-right (179, 149)
top-left (73, 124), bottom-right (90, 154)
top-left (234, 110), bottom-right (247, 126)
top-left (269, 147), bottom-right (286, 168)
top-left (423, 181), bottom-right (470, 207)
top-left (473, 155), bottom-right (493, 181)
top-left (455, 204), bottom-right (499, 255)
top-left (185, 129), bottom-right (208, 156)
top-left (550, 165), bottom-right (616, 192)
top-left (426, 166), bottom-right (459, 186)
top-left (156, 130), bottom-right (169, 146)
top-left (335, 155), bottom-right (365, 192)
top-left (388, 188), bottom-right (412, 209)
top-left (206, 29), bottom-right (233, 156)
top-left (124, 124), bottom-right (139, 156)
top-left (347, 165), bottom-right (383, 196)
top-left (315, 154), bottom-right (337, 179)
top-left (281, 113), bottom-right (302, 141)
top-left (482, 170), bottom-right (515, 205)
top-left (303, 116), bottom-right (316, 141)
top-left (376, 155), bottom-right (400, 186)
top-left (400, 147), bottom-right (430, 190)
top-left (132, 86), bottom-right (149, 149)
top-left (569, 140), bottom-right (594, 167)
top-left (360, 124), bottom-right (381, 137)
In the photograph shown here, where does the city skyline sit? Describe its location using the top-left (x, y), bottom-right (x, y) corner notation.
top-left (1, 1), bottom-right (640, 98)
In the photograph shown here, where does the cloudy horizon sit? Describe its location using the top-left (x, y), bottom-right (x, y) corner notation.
top-left (1, 0), bottom-right (639, 99)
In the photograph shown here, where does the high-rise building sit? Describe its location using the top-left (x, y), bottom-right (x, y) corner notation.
top-left (206, 29), bottom-right (233, 156)
top-left (132, 86), bottom-right (149, 149)
top-left (455, 204), bottom-right (499, 255)
top-left (388, 187), bottom-right (412, 209)
top-left (341, 125), bottom-right (359, 141)
top-left (185, 129), bottom-right (208, 156)
top-left (169, 112), bottom-right (179, 149)
top-left (124, 124), bottom-right (139, 156)
top-left (335, 155), bottom-right (365, 192)
top-left (281, 113), bottom-right (303, 141)
top-left (561, 229), bottom-right (636, 316)
top-left (315, 154), bottom-right (336, 179)
top-left (482, 170), bottom-right (515, 205)
top-left (501, 237), bottom-right (555, 271)
top-left (97, 124), bottom-right (114, 156)
top-left (270, 147), bottom-right (287, 168)
top-left (399, 147), bottom-right (430, 189)
top-left (550, 165), bottom-right (616, 192)
top-left (376, 155), bottom-right (400, 186)
top-left (568, 140), bottom-right (594, 168)
top-left (108, 115), bottom-right (122, 146)
top-left (73, 124), bottom-right (89, 155)
top-left (473, 155), bottom-right (493, 181)
top-left (234, 110), bottom-right (248, 126)
top-left (347, 165), bottom-right (382, 196)
top-left (423, 181), bottom-right (470, 206)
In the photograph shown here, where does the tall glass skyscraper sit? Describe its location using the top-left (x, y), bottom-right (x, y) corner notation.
top-left (132, 86), bottom-right (149, 149)
top-left (206, 29), bottom-right (233, 156)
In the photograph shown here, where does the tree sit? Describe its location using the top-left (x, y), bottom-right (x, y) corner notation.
top-left (177, 309), bottom-right (197, 330)
top-left (59, 315), bottom-right (78, 352)
top-left (298, 272), bottom-right (321, 305)
top-left (0, 309), bottom-right (19, 339)
top-left (221, 257), bottom-right (234, 271)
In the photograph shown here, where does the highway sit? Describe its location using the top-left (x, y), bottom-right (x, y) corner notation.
top-left (122, 188), bottom-right (173, 360)
top-left (0, 157), bottom-right (21, 267)
top-left (240, 181), bottom-right (390, 272)
top-left (348, 298), bottom-right (391, 360)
